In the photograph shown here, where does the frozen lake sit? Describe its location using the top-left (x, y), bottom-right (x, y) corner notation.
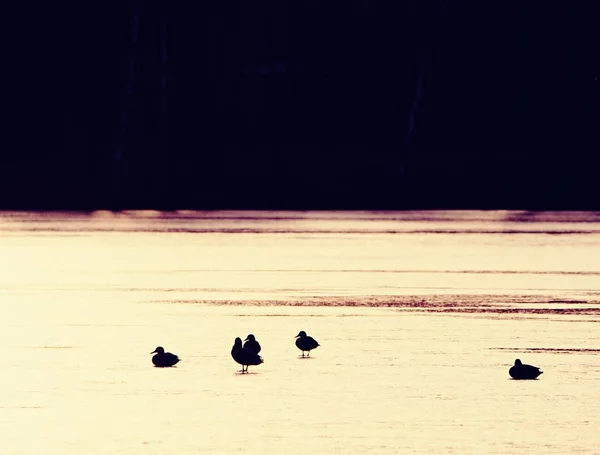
top-left (1, 210), bottom-right (600, 454)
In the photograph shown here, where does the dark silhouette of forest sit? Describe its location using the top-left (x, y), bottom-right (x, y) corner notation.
top-left (2, 1), bottom-right (598, 210)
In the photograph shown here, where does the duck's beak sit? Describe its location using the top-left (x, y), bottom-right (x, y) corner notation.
top-left (294, 334), bottom-right (300, 338)
top-left (150, 350), bottom-right (157, 354)
top-left (243, 338), bottom-right (249, 342)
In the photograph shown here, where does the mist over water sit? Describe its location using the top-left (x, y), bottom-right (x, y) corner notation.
top-left (1, 211), bottom-right (600, 454)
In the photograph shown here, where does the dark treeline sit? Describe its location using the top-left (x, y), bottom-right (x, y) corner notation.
top-left (1, 1), bottom-right (598, 210)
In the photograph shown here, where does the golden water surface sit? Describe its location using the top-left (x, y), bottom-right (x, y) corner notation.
top-left (1, 211), bottom-right (599, 454)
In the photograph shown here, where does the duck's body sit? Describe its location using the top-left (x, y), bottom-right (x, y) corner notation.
top-left (231, 337), bottom-right (263, 373)
top-left (243, 334), bottom-right (261, 354)
top-left (509, 359), bottom-right (543, 379)
top-left (151, 346), bottom-right (180, 367)
top-left (295, 331), bottom-right (319, 357)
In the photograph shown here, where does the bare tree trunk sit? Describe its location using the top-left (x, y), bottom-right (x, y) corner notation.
top-left (400, 0), bottom-right (449, 180)
top-left (158, 3), bottom-right (168, 207)
top-left (112, 0), bottom-right (141, 210)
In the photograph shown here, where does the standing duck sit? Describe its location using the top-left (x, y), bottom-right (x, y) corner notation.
top-left (231, 337), bottom-right (263, 373)
top-left (295, 331), bottom-right (320, 357)
top-left (509, 359), bottom-right (543, 379)
top-left (150, 346), bottom-right (180, 367)
top-left (243, 334), bottom-right (261, 354)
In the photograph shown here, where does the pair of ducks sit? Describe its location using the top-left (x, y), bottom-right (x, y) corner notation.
top-left (231, 334), bottom-right (262, 373)
top-left (150, 331), bottom-right (320, 372)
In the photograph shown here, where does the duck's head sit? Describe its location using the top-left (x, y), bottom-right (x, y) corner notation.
top-left (514, 359), bottom-right (522, 366)
top-left (151, 346), bottom-right (165, 355)
top-left (295, 331), bottom-right (307, 338)
top-left (234, 337), bottom-right (243, 348)
top-left (244, 334), bottom-right (255, 342)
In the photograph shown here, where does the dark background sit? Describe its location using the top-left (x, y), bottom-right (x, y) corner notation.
top-left (2, 1), bottom-right (598, 210)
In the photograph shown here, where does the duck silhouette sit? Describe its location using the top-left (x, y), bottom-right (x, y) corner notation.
top-left (150, 346), bottom-right (180, 367)
top-left (509, 359), bottom-right (543, 379)
top-left (243, 334), bottom-right (261, 354)
top-left (231, 337), bottom-right (263, 373)
top-left (295, 331), bottom-right (320, 357)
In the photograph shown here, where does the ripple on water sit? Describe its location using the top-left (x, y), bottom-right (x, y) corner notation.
top-left (150, 294), bottom-right (600, 317)
top-left (491, 347), bottom-right (600, 355)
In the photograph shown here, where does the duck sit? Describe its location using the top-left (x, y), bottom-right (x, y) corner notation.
top-left (231, 337), bottom-right (263, 373)
top-left (243, 334), bottom-right (261, 354)
top-left (295, 331), bottom-right (320, 357)
top-left (509, 359), bottom-right (543, 379)
top-left (150, 346), bottom-right (180, 367)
